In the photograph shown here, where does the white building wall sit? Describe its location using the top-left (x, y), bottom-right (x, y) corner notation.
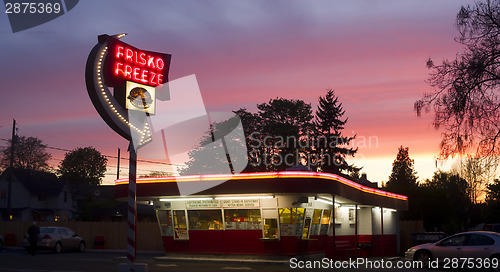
top-left (334, 206), bottom-right (357, 236)
top-left (372, 208), bottom-right (398, 235)
top-left (358, 207), bottom-right (372, 235)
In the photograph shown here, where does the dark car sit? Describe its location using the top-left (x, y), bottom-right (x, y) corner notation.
top-left (22, 227), bottom-right (85, 253)
top-left (405, 231), bottom-right (500, 271)
top-left (474, 223), bottom-right (500, 233)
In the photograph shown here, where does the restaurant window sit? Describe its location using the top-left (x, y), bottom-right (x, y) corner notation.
top-left (224, 209), bottom-right (261, 230)
top-left (156, 210), bottom-right (173, 236)
top-left (173, 210), bottom-right (188, 239)
top-left (312, 209), bottom-right (322, 224)
top-left (321, 210), bottom-right (332, 224)
top-left (188, 210), bottom-right (223, 230)
top-left (279, 208), bottom-right (305, 224)
top-left (320, 210), bottom-right (332, 235)
top-left (263, 218), bottom-right (278, 239)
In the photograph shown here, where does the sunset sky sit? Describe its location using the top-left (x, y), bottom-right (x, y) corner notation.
top-left (0, 0), bottom-right (476, 185)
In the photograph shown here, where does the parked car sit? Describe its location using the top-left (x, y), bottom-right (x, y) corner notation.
top-left (474, 223), bottom-right (500, 233)
top-left (405, 231), bottom-right (500, 271)
top-left (22, 227), bottom-right (85, 253)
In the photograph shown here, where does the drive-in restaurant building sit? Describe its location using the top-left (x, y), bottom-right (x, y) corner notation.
top-left (115, 171), bottom-right (407, 259)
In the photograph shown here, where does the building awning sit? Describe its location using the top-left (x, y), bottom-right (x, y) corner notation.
top-left (114, 171), bottom-right (408, 210)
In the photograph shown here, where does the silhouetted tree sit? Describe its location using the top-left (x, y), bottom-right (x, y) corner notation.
top-left (58, 147), bottom-right (107, 185)
top-left (386, 146), bottom-right (418, 192)
top-left (452, 156), bottom-right (499, 204)
top-left (420, 171), bottom-right (471, 233)
top-left (312, 89), bottom-right (359, 174)
top-left (234, 108), bottom-right (267, 172)
top-left (179, 114), bottom-right (249, 175)
top-left (484, 179), bottom-right (500, 222)
top-left (0, 135), bottom-right (51, 171)
top-left (255, 98), bottom-right (314, 171)
top-left (385, 146), bottom-right (420, 221)
top-left (415, 0), bottom-right (500, 158)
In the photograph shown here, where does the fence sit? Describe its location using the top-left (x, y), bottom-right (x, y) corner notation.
top-left (399, 220), bottom-right (425, 254)
top-left (0, 221), bottom-right (164, 251)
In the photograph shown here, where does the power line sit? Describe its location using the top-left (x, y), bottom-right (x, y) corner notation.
top-left (0, 137), bottom-right (184, 167)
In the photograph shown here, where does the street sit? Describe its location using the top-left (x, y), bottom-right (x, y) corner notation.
top-left (0, 247), bottom-right (473, 272)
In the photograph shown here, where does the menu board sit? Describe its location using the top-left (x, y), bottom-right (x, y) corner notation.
top-left (186, 200), bottom-right (221, 208)
top-left (222, 199), bottom-right (260, 207)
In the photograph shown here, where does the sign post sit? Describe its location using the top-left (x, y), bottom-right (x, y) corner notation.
top-left (85, 34), bottom-right (171, 272)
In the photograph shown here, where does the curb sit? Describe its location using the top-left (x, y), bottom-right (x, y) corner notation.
top-left (153, 256), bottom-right (290, 265)
top-left (153, 255), bottom-right (403, 265)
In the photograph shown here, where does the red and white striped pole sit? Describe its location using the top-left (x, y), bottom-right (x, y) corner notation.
top-left (127, 143), bottom-right (137, 264)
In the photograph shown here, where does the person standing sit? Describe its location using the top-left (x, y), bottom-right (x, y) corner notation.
top-left (27, 221), bottom-right (40, 256)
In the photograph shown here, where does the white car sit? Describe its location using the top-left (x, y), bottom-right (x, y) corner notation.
top-left (405, 231), bottom-right (500, 271)
top-left (22, 227), bottom-right (85, 253)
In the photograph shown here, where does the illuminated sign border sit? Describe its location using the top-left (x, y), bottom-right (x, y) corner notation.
top-left (115, 171), bottom-right (408, 201)
top-left (85, 34), bottom-right (171, 147)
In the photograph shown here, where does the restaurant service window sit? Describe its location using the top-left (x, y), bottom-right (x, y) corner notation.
top-left (188, 210), bottom-right (223, 230)
top-left (263, 218), bottom-right (278, 239)
top-left (224, 209), bottom-right (262, 230)
top-left (156, 210), bottom-right (173, 236)
top-left (320, 210), bottom-right (332, 235)
top-left (279, 208), bottom-right (305, 224)
top-left (173, 210), bottom-right (188, 239)
top-left (306, 209), bottom-right (323, 237)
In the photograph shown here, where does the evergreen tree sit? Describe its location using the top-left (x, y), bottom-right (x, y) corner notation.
top-left (313, 89), bottom-right (358, 174)
top-left (385, 146), bottom-right (419, 221)
top-left (386, 146), bottom-right (418, 192)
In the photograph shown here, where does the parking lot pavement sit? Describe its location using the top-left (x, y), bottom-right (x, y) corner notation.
top-left (0, 247), bottom-right (459, 272)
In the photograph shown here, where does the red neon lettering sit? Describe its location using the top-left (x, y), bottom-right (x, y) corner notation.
top-left (116, 46), bottom-right (124, 59)
top-left (125, 48), bottom-right (133, 62)
top-left (139, 52), bottom-right (146, 66)
top-left (114, 62), bottom-right (124, 76)
top-left (111, 43), bottom-right (166, 86)
top-left (149, 71), bottom-right (157, 85)
top-left (140, 69), bottom-right (148, 84)
top-left (124, 64), bottom-right (132, 79)
top-left (147, 56), bottom-right (156, 69)
top-left (156, 58), bottom-right (164, 71)
top-left (133, 67), bottom-right (141, 82)
top-left (157, 73), bottom-right (163, 85)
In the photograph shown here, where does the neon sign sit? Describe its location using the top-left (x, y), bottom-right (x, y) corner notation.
top-left (104, 38), bottom-right (170, 87)
top-left (85, 34), bottom-right (171, 146)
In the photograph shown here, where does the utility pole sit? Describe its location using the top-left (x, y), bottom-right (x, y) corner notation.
top-left (117, 148), bottom-right (121, 180)
top-left (6, 119), bottom-right (16, 221)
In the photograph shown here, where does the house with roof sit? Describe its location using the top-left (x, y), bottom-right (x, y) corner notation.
top-left (0, 168), bottom-right (74, 222)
